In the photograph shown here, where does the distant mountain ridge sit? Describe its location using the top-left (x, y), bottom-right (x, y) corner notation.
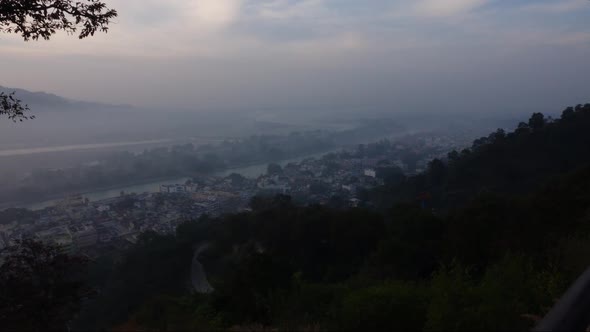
top-left (0, 86), bottom-right (131, 111)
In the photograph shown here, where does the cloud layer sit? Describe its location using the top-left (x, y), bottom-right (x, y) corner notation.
top-left (1, 0), bottom-right (589, 113)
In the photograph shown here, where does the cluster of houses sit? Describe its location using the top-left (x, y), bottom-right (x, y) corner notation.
top-left (0, 131), bottom-right (467, 258)
top-left (0, 183), bottom-right (253, 257)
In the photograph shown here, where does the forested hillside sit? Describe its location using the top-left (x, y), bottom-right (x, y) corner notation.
top-left (11, 104), bottom-right (590, 331)
top-left (370, 104), bottom-right (590, 211)
top-left (5, 0), bottom-right (590, 330)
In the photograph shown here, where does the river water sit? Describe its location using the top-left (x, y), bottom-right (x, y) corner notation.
top-left (0, 139), bottom-right (174, 157)
top-left (18, 149), bottom-right (337, 211)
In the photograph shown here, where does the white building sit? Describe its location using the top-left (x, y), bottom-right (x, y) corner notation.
top-left (257, 176), bottom-right (291, 194)
top-left (97, 205), bottom-right (110, 213)
top-left (364, 169), bottom-right (377, 178)
top-left (160, 184), bottom-right (188, 194)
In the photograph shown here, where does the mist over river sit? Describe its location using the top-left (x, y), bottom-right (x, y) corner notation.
top-left (15, 149), bottom-right (336, 211)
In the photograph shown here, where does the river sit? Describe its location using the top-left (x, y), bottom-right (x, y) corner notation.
top-left (191, 243), bottom-right (214, 294)
top-left (18, 149), bottom-right (338, 211)
top-left (0, 139), bottom-right (174, 157)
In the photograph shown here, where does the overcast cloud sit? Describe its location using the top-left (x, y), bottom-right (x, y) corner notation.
top-left (1, 0), bottom-right (589, 114)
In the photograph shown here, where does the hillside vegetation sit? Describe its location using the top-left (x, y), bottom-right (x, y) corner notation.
top-left (68, 103), bottom-right (590, 330)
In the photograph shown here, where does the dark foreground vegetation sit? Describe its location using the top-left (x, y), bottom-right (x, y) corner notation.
top-left (4, 104), bottom-right (590, 331)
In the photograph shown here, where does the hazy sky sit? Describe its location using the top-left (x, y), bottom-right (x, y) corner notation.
top-left (1, 0), bottom-right (590, 114)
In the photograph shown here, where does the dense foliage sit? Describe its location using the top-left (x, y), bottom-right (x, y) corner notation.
top-left (75, 169), bottom-right (590, 330)
top-left (13, 104), bottom-right (590, 330)
top-left (369, 104), bottom-right (590, 211)
top-left (0, 240), bottom-right (90, 331)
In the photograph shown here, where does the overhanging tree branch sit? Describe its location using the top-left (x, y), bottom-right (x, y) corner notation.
top-left (0, 91), bottom-right (34, 122)
top-left (0, 0), bottom-right (118, 41)
top-left (0, 0), bottom-right (117, 121)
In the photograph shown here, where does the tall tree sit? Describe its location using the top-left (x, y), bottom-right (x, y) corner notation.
top-left (528, 112), bottom-right (546, 131)
top-left (0, 239), bottom-right (91, 331)
top-left (0, 0), bottom-right (118, 120)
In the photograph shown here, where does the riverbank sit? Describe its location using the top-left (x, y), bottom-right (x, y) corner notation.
top-left (1, 148), bottom-right (342, 211)
top-left (0, 176), bottom-right (190, 211)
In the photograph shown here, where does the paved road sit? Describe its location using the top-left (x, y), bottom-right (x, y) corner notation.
top-left (191, 243), bottom-right (214, 294)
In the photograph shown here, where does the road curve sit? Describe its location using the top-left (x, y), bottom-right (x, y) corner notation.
top-left (191, 243), bottom-right (214, 294)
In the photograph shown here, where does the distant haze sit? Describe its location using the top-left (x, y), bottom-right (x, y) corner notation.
top-left (1, 0), bottom-right (590, 114)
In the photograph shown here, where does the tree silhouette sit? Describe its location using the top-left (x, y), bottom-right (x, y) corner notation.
top-left (0, 0), bottom-right (118, 121)
top-left (0, 0), bottom-right (117, 41)
top-left (528, 112), bottom-right (546, 131)
top-left (0, 91), bottom-right (33, 122)
top-left (0, 239), bottom-right (91, 331)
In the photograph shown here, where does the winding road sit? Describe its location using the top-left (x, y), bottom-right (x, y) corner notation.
top-left (191, 243), bottom-right (214, 294)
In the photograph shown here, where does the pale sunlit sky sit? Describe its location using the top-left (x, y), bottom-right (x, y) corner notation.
top-left (1, 0), bottom-right (589, 113)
